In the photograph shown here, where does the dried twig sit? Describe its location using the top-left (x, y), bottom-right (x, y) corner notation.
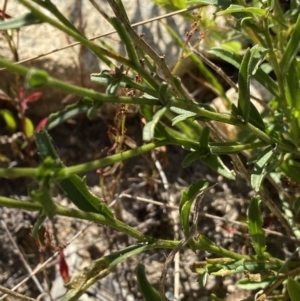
top-left (0, 220), bottom-right (45, 296)
top-left (0, 285), bottom-right (37, 301)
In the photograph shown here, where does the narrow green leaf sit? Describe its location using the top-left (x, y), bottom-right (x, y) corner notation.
top-left (236, 277), bottom-right (274, 290)
top-left (285, 59), bottom-right (300, 108)
top-left (251, 145), bottom-right (275, 191)
top-left (240, 18), bottom-right (268, 48)
top-left (172, 111), bottom-right (197, 125)
top-left (287, 278), bottom-right (300, 301)
top-left (109, 17), bottom-right (139, 68)
top-left (248, 101), bottom-right (266, 132)
top-left (152, 0), bottom-right (185, 10)
top-left (200, 153), bottom-right (235, 179)
top-left (46, 100), bottom-right (91, 130)
top-left (238, 48), bottom-right (251, 123)
top-left (186, 0), bottom-right (231, 8)
top-left (199, 127), bottom-right (210, 148)
top-left (0, 12), bottom-right (42, 30)
top-left (198, 272), bottom-right (208, 287)
top-left (248, 195), bottom-right (266, 257)
top-left (179, 180), bottom-right (209, 234)
top-left (182, 150), bottom-right (203, 168)
top-left (248, 45), bottom-right (268, 76)
top-left (217, 4), bottom-right (267, 16)
top-left (158, 82), bottom-right (173, 104)
top-left (183, 150), bottom-right (235, 179)
top-left (32, 0), bottom-right (82, 35)
top-left (136, 263), bottom-right (163, 301)
top-left (0, 109), bottom-right (17, 131)
top-left (143, 107), bottom-right (168, 141)
top-left (179, 180), bottom-right (209, 251)
top-left (280, 14), bottom-right (300, 74)
top-left (208, 48), bottom-right (279, 98)
top-left (35, 129), bottom-right (114, 218)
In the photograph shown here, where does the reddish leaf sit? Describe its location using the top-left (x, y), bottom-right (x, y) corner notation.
top-left (25, 91), bottom-right (43, 103)
top-left (59, 251), bottom-right (70, 284)
top-left (35, 117), bottom-right (48, 132)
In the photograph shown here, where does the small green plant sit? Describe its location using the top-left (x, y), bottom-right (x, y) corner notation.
top-left (1, 0), bottom-right (300, 300)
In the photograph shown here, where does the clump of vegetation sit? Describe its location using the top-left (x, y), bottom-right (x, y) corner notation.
top-left (1, 0), bottom-right (300, 300)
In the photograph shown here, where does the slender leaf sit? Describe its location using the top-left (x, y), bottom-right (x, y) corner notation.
top-left (186, 0), bottom-right (231, 8)
top-left (285, 58), bottom-right (300, 108)
top-left (217, 4), bottom-right (267, 16)
top-left (238, 48), bottom-right (251, 123)
top-left (136, 263), bottom-right (163, 301)
top-left (236, 276), bottom-right (274, 290)
top-left (199, 127), bottom-right (210, 148)
top-left (251, 145), bottom-right (275, 191)
top-left (198, 272), bottom-right (208, 287)
top-left (46, 100), bottom-right (91, 130)
top-left (287, 278), bottom-right (300, 301)
top-left (183, 150), bottom-right (236, 180)
top-left (35, 129), bottom-right (114, 218)
top-left (208, 48), bottom-right (279, 97)
top-left (179, 180), bottom-right (209, 235)
top-left (143, 107), bottom-right (168, 141)
top-left (172, 111), bottom-right (197, 125)
top-left (280, 14), bottom-right (300, 74)
top-left (0, 12), bottom-right (42, 30)
top-left (152, 0), bottom-right (186, 10)
top-left (110, 17), bottom-right (139, 68)
top-left (248, 195), bottom-right (266, 257)
top-left (32, 0), bottom-right (82, 35)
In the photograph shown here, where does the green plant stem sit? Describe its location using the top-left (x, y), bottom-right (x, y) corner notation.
top-left (0, 196), bottom-right (150, 241)
top-left (0, 140), bottom-right (165, 178)
top-left (0, 195), bottom-right (258, 261)
top-left (263, 18), bottom-right (287, 107)
top-left (1, 56), bottom-right (300, 156)
top-left (0, 56), bottom-right (160, 106)
top-left (0, 139), bottom-right (267, 180)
